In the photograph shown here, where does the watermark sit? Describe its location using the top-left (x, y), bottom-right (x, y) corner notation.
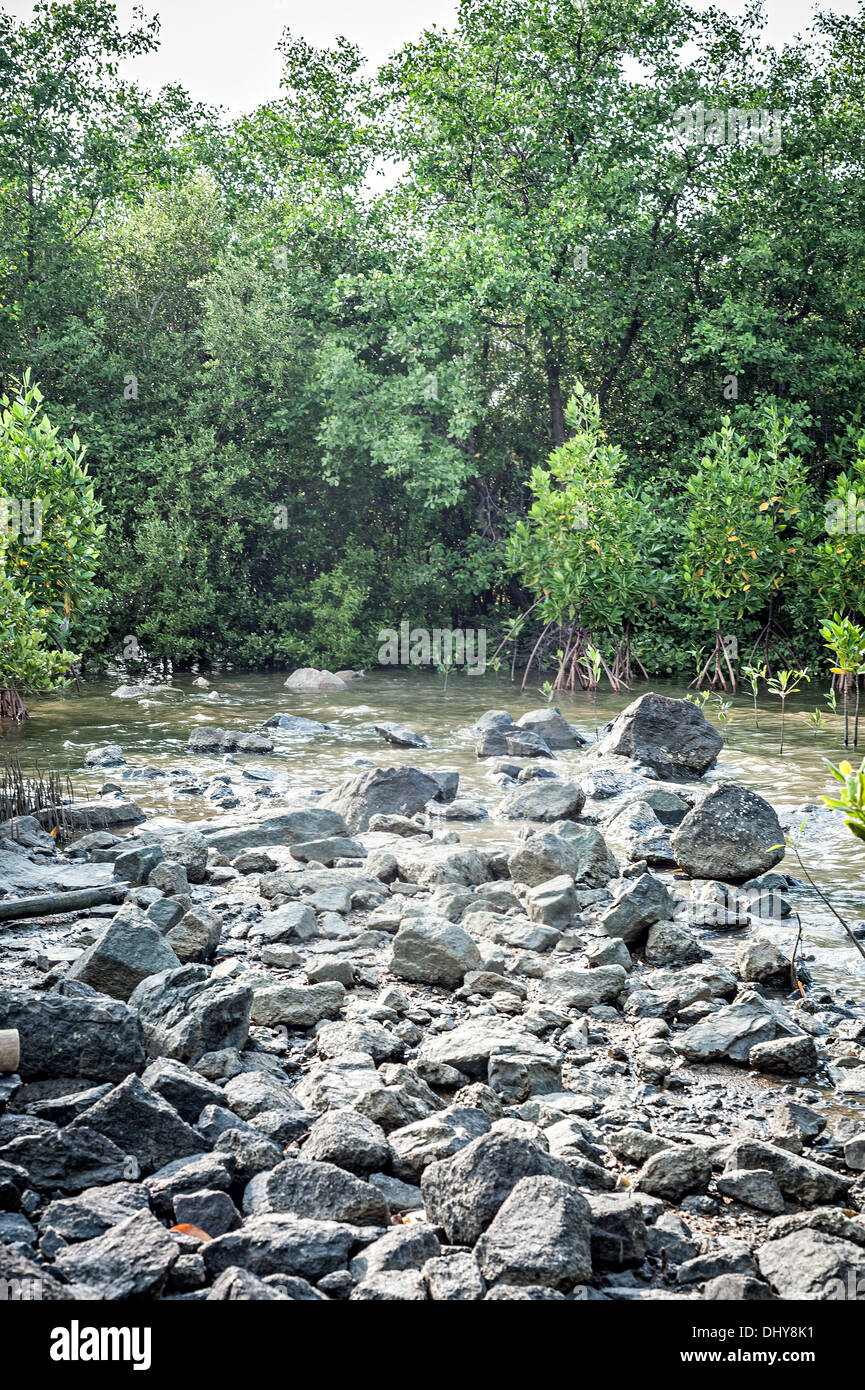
top-left (574, 244), bottom-right (589, 271)
top-left (673, 102), bottom-right (783, 153)
top-left (378, 621), bottom-right (487, 675)
top-left (50, 1321), bottom-right (151, 1370)
top-left (825, 489), bottom-right (865, 535)
top-left (0, 496), bottom-right (42, 542)
top-left (123, 373), bottom-right (139, 402)
top-left (0, 1275), bottom-right (42, 1300)
top-left (723, 372), bottom-right (739, 401)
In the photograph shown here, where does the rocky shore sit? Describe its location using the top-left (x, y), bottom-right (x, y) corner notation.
top-left (2, 692), bottom-right (865, 1302)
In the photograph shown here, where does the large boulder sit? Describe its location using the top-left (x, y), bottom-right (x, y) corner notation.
top-left (671, 783), bottom-right (784, 882)
top-left (757, 1229), bottom-right (865, 1300)
top-left (182, 805), bottom-right (350, 858)
top-left (0, 985), bottom-right (144, 1082)
top-left (475, 711), bottom-right (553, 760)
top-left (516, 708), bottom-right (588, 750)
top-left (66, 909), bottom-right (181, 1000)
top-left (390, 918), bottom-right (482, 988)
top-left (593, 692), bottom-right (723, 780)
top-left (498, 782), bottom-right (585, 823)
top-left (284, 668), bottom-right (347, 692)
top-left (68, 1075), bottom-right (205, 1174)
top-left (326, 766), bottom-right (441, 832)
top-left (507, 823), bottom-right (618, 887)
top-left (476, 1176), bottom-right (591, 1291)
top-left (673, 990), bottom-right (799, 1065)
top-left (128, 966), bottom-right (252, 1063)
top-left (598, 873), bottom-right (673, 944)
top-left (421, 1133), bottom-right (575, 1246)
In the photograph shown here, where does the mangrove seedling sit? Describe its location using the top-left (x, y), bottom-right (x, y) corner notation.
top-left (741, 662), bottom-right (767, 730)
top-left (821, 613), bottom-right (865, 748)
top-left (766, 667), bottom-right (809, 754)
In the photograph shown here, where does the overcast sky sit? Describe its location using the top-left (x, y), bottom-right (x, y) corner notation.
top-left (4, 0), bottom-right (861, 115)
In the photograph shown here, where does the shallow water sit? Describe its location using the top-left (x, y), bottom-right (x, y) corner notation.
top-left (4, 669), bottom-right (865, 1002)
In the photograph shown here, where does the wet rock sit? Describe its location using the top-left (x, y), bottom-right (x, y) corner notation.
top-left (475, 711), bottom-right (553, 760)
top-left (671, 783), bottom-right (784, 882)
top-left (498, 782), bottom-right (585, 823)
top-left (326, 766), bottom-right (443, 833)
top-left (264, 714), bottom-right (328, 734)
top-left (390, 917), bottom-right (482, 987)
top-left (372, 722), bottom-right (428, 749)
top-left (129, 966), bottom-right (252, 1063)
top-left (113, 843), bottom-right (164, 886)
top-left (84, 745), bottom-right (126, 767)
top-left (736, 938), bottom-right (792, 989)
top-left (722, 1140), bottom-right (849, 1206)
top-left (0, 985), bottom-right (144, 1082)
top-left (645, 920), bottom-right (704, 966)
top-left (593, 692), bottom-right (723, 780)
top-left (284, 668), bottom-right (347, 692)
top-left (475, 1175), bottom-right (592, 1291)
top-left (749, 1034), bottom-right (818, 1077)
top-left (191, 806), bottom-right (350, 858)
top-left (187, 727), bottom-right (275, 754)
top-left (516, 708), bottom-right (588, 750)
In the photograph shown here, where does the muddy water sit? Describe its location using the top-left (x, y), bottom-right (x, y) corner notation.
top-left (3, 670), bottom-right (865, 1002)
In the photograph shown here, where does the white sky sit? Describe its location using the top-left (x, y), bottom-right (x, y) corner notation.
top-left (3, 0), bottom-right (861, 115)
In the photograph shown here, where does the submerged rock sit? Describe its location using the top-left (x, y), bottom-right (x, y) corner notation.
top-left (671, 782), bottom-right (785, 882)
top-left (593, 692), bottom-right (723, 780)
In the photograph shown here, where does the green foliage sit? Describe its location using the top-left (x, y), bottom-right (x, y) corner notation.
top-left (0, 374), bottom-right (101, 711)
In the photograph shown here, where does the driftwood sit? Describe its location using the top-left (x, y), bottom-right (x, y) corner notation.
top-left (0, 885), bottom-right (124, 924)
top-left (0, 1030), bottom-right (20, 1074)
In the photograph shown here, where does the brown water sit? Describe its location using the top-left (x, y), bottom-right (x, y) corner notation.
top-left (3, 670), bottom-right (865, 1001)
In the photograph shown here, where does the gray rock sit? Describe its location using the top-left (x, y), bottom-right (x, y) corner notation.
top-left (164, 907), bottom-right (223, 963)
top-left (716, 1168), bottom-right (785, 1214)
top-left (84, 744), bottom-right (126, 767)
top-left (525, 875), bottom-right (579, 928)
top-left (516, 708), bottom-right (587, 750)
top-left (598, 873), bottom-right (672, 943)
top-left (54, 1209), bottom-right (178, 1297)
top-left (141, 1058), bottom-right (226, 1124)
top-left (39, 1182), bottom-right (150, 1243)
top-left (68, 1074), bottom-right (206, 1174)
top-left (476, 1175), bottom-right (592, 1291)
top-left (390, 917), bottom-right (482, 987)
top-left (645, 920), bottom-right (704, 966)
top-left (326, 766), bottom-right (441, 832)
top-left (723, 1140), bottom-right (849, 1206)
top-left (263, 714), bottom-right (328, 734)
top-left (588, 1193), bottom-right (648, 1269)
top-left (671, 782), bottom-right (784, 882)
top-left (203, 1214), bottom-right (360, 1281)
top-left (173, 1188), bottom-right (240, 1236)
top-left (349, 1224), bottom-right (440, 1280)
top-left (67, 910), bottom-right (181, 1000)
top-left (349, 1270), bottom-right (427, 1300)
top-left (0, 985), bottom-right (144, 1082)
top-left (389, 1105), bottom-right (490, 1181)
top-left (749, 1034), bottom-right (818, 1076)
top-left (635, 1145), bottom-right (712, 1201)
top-left (421, 1132), bottom-right (575, 1246)
top-left (499, 782), bottom-right (585, 823)
top-left (373, 722), bottom-right (428, 749)
top-left (303, 1110), bottom-right (388, 1174)
top-left (250, 981), bottom-right (345, 1028)
top-left (593, 692), bottom-right (723, 780)
top-left (265, 1159), bottom-right (389, 1225)
top-left (673, 991), bottom-right (796, 1064)
top-left (757, 1228), bottom-right (865, 1300)
top-left (736, 937), bottom-right (792, 989)
top-left (128, 966), bottom-right (252, 1063)
top-left (113, 843), bottom-right (164, 886)
top-left (0, 1126), bottom-right (134, 1193)
top-left (423, 1251), bottom-right (486, 1300)
top-left (508, 824), bottom-right (618, 888)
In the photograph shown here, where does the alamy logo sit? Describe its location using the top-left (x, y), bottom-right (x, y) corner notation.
top-left (673, 102), bottom-right (782, 152)
top-left (825, 489), bottom-right (865, 535)
top-left (378, 621), bottom-right (487, 674)
top-left (50, 1321), bottom-right (152, 1371)
top-left (0, 1275), bottom-right (42, 1300)
top-left (0, 495), bottom-right (42, 542)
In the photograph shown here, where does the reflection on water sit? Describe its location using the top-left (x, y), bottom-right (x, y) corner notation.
top-left (3, 670), bottom-right (865, 1000)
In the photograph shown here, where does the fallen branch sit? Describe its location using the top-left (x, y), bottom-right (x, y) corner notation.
top-left (0, 885), bottom-right (125, 924)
